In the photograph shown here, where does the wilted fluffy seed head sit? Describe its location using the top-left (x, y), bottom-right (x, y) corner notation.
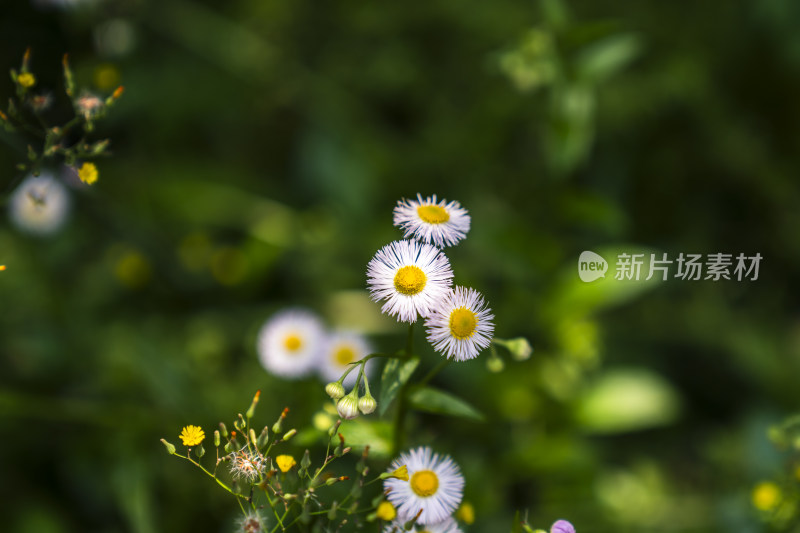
top-left (229, 449), bottom-right (267, 482)
top-left (238, 511), bottom-right (265, 533)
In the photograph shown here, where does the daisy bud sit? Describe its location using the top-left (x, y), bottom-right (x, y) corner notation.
top-left (249, 428), bottom-right (257, 445)
top-left (486, 353), bottom-right (504, 372)
top-left (195, 443), bottom-right (205, 458)
top-left (358, 394), bottom-right (377, 415)
top-left (219, 422), bottom-right (228, 438)
top-left (337, 392), bottom-right (360, 420)
top-left (496, 337), bottom-right (533, 361)
top-left (325, 381), bottom-right (345, 400)
top-left (160, 438), bottom-right (176, 455)
top-left (214, 430), bottom-right (220, 447)
top-left (282, 429), bottom-right (297, 442)
top-left (551, 520), bottom-right (576, 533)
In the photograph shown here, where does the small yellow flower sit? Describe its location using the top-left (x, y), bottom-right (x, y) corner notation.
top-left (78, 162), bottom-right (99, 185)
top-left (17, 72), bottom-right (36, 88)
top-left (752, 481), bottom-right (781, 511)
top-left (376, 501), bottom-right (396, 521)
top-left (276, 454), bottom-right (296, 473)
top-left (179, 425), bottom-right (205, 447)
top-left (78, 163), bottom-right (99, 185)
top-left (388, 464), bottom-right (409, 481)
top-left (456, 502), bottom-right (475, 524)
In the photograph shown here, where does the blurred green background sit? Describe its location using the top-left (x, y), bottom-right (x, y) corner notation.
top-left (2, 0), bottom-right (800, 531)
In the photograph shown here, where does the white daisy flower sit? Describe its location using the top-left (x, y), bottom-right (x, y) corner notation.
top-left (393, 194), bottom-right (470, 248)
top-left (384, 446), bottom-right (464, 525)
top-left (256, 309), bottom-right (324, 379)
top-left (8, 173), bottom-right (70, 236)
top-left (319, 331), bottom-right (374, 387)
top-left (367, 240), bottom-right (454, 323)
top-left (383, 516), bottom-right (463, 533)
top-left (425, 286), bottom-right (494, 361)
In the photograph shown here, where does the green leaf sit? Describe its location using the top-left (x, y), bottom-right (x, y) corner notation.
top-left (511, 511), bottom-right (522, 533)
top-left (575, 368), bottom-right (681, 433)
top-left (576, 33), bottom-right (642, 84)
top-left (407, 386), bottom-right (485, 421)
top-left (378, 356), bottom-right (419, 416)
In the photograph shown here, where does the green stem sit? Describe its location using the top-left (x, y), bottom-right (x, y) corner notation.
top-left (392, 323), bottom-right (416, 455)
top-left (176, 453), bottom-right (248, 501)
top-left (417, 359), bottom-right (449, 388)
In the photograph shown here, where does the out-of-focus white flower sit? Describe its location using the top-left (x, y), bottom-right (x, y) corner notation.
top-left (8, 173), bottom-right (70, 236)
top-left (319, 331), bottom-right (373, 387)
top-left (256, 309), bottom-right (324, 379)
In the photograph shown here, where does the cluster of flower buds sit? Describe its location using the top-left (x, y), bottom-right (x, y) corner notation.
top-left (1, 48), bottom-right (123, 181)
top-left (325, 370), bottom-right (377, 420)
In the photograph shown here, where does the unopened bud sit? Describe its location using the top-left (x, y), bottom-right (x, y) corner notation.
top-left (160, 438), bottom-right (176, 455)
top-left (273, 407), bottom-right (289, 434)
top-left (300, 449), bottom-right (312, 469)
top-left (214, 430), bottom-right (220, 447)
top-left (246, 390), bottom-right (261, 419)
top-left (325, 381), bottom-right (345, 400)
top-left (257, 426), bottom-right (269, 448)
top-left (337, 393), bottom-right (359, 420)
top-left (282, 429), bottom-right (297, 442)
top-left (195, 443), bottom-right (205, 458)
top-left (487, 354), bottom-right (504, 373)
top-left (249, 428), bottom-right (257, 444)
top-left (358, 395), bottom-right (377, 415)
top-left (219, 422), bottom-right (228, 438)
top-left (326, 476), bottom-right (349, 486)
top-left (496, 337), bottom-right (533, 361)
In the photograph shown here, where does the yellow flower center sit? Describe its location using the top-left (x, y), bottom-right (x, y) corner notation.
top-left (449, 307), bottom-right (478, 339)
top-left (417, 205), bottom-right (450, 224)
top-left (394, 265), bottom-right (427, 296)
top-left (334, 346), bottom-right (355, 366)
top-left (410, 469), bottom-right (439, 497)
top-left (284, 334), bottom-right (303, 352)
